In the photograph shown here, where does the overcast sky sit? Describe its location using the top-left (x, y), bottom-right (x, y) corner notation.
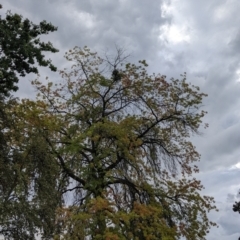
top-left (2, 0), bottom-right (240, 239)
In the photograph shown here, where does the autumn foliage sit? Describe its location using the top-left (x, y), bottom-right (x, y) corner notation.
top-left (0, 46), bottom-right (217, 239)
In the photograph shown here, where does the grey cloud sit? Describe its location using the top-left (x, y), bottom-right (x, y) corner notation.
top-left (218, 203), bottom-right (240, 235)
top-left (22, 0), bottom-right (169, 61)
top-left (196, 169), bottom-right (240, 238)
top-left (195, 108), bottom-right (240, 171)
top-left (3, 0), bottom-right (240, 238)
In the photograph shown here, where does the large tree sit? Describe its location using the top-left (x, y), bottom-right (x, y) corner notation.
top-left (6, 46), bottom-right (217, 239)
top-left (0, 6), bottom-right (58, 96)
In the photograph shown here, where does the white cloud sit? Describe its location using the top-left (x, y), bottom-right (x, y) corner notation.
top-left (230, 161), bottom-right (240, 170)
top-left (160, 24), bottom-right (191, 43)
top-left (236, 69), bottom-right (240, 82)
top-left (213, 0), bottom-right (237, 22)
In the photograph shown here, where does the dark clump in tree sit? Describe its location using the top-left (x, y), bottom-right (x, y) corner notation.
top-left (233, 201), bottom-right (240, 213)
top-left (112, 68), bottom-right (121, 82)
top-left (0, 8), bottom-right (58, 96)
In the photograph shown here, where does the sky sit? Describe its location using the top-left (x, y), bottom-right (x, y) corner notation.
top-left (1, 0), bottom-right (240, 239)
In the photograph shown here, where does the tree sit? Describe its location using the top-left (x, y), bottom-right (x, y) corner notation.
top-left (0, 6), bottom-right (58, 239)
top-left (7, 46), bottom-right (217, 239)
top-left (0, 98), bottom-right (62, 239)
top-left (0, 7), bottom-right (58, 96)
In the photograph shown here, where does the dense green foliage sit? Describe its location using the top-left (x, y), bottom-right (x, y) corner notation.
top-left (0, 9), bottom-right (58, 96)
top-left (0, 98), bottom-right (61, 239)
top-left (0, 6), bottom-right (58, 239)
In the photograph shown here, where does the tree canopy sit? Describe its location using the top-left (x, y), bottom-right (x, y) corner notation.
top-left (0, 8), bottom-right (58, 96)
top-left (0, 46), bottom-right (217, 239)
